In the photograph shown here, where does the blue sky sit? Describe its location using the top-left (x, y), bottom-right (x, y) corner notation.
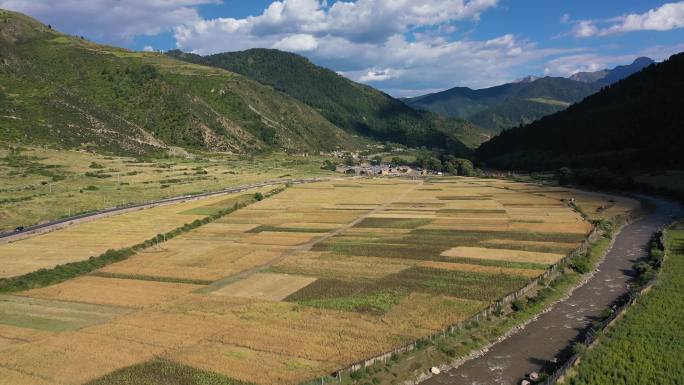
top-left (2, 0), bottom-right (683, 96)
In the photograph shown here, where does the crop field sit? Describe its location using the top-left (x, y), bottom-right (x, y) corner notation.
top-left (0, 178), bottom-right (638, 385)
top-left (0, 188), bottom-right (271, 278)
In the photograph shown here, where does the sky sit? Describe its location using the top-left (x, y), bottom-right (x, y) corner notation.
top-left (1, 0), bottom-right (683, 96)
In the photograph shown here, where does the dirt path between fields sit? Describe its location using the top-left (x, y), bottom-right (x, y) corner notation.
top-left (421, 196), bottom-right (682, 385)
top-left (200, 180), bottom-right (423, 293)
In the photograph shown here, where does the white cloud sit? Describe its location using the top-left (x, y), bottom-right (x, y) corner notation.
top-left (359, 68), bottom-right (401, 82)
top-left (0, 0), bottom-right (217, 44)
top-left (273, 34), bottom-right (318, 52)
top-left (543, 42), bottom-right (684, 77)
top-left (174, 0), bottom-right (500, 53)
top-left (571, 2), bottom-right (684, 38)
top-left (171, 0), bottom-right (593, 94)
top-left (143, 45), bottom-right (155, 52)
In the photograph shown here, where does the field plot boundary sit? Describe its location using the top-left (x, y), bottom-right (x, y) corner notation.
top-left (0, 186), bottom-right (288, 293)
top-left (198, 180), bottom-right (424, 294)
top-left (307, 217), bottom-right (603, 383)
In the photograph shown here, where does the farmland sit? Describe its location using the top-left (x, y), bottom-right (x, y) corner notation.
top-left (0, 178), bottom-right (638, 385)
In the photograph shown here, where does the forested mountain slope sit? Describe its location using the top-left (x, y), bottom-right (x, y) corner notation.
top-left (404, 77), bottom-right (602, 133)
top-left (0, 10), bottom-right (364, 155)
top-left (168, 49), bottom-right (488, 151)
top-left (476, 52), bottom-right (684, 170)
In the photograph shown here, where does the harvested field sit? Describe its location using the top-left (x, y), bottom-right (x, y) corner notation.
top-left (0, 295), bottom-right (129, 332)
top-left (212, 273), bottom-right (317, 301)
top-left (441, 246), bottom-right (565, 265)
top-left (21, 276), bottom-right (202, 309)
top-left (0, 178), bottom-right (638, 385)
top-left (0, 190), bottom-right (260, 278)
top-left (418, 260), bottom-right (545, 278)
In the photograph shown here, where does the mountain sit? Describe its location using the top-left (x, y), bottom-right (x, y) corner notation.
top-left (476, 52), bottom-right (684, 171)
top-left (404, 77), bottom-right (602, 133)
top-left (0, 10), bottom-right (369, 155)
top-left (570, 57), bottom-right (655, 84)
top-left (167, 49), bottom-right (488, 151)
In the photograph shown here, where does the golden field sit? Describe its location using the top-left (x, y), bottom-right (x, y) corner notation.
top-left (0, 178), bottom-right (638, 385)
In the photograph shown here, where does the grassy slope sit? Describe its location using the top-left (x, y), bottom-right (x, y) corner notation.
top-left (0, 146), bottom-right (332, 232)
top-left (0, 10), bottom-right (362, 155)
top-left (566, 223), bottom-right (684, 385)
top-left (167, 49), bottom-right (487, 152)
top-left (405, 77), bottom-right (601, 133)
top-left (477, 52), bottom-right (684, 171)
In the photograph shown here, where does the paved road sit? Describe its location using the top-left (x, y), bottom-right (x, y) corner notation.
top-left (423, 196), bottom-right (682, 385)
top-left (0, 178), bottom-right (326, 243)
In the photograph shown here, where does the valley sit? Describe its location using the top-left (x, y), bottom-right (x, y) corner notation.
top-left (0, 177), bottom-right (636, 385)
top-left (1, 3), bottom-right (683, 385)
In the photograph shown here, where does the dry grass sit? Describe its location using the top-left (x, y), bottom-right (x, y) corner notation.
top-left (169, 341), bottom-right (336, 385)
top-left (441, 246), bottom-right (565, 265)
top-left (22, 276), bottom-right (202, 309)
top-left (212, 273), bottom-right (317, 301)
top-left (0, 331), bottom-right (163, 385)
top-left (0, 191), bottom-right (250, 278)
top-left (383, 293), bottom-right (486, 332)
top-left (418, 260), bottom-right (545, 278)
top-left (274, 253), bottom-right (414, 279)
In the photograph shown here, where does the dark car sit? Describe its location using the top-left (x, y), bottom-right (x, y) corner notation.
top-left (14, 226), bottom-right (25, 232)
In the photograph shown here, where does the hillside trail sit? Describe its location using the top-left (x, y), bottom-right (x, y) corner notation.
top-left (422, 195), bottom-right (682, 385)
top-left (200, 179), bottom-right (424, 293)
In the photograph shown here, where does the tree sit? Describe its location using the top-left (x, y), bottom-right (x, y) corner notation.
top-left (445, 162), bottom-right (456, 174)
top-left (454, 158), bottom-right (474, 176)
top-left (321, 160), bottom-right (337, 171)
top-left (391, 157), bottom-right (405, 166)
top-left (371, 155), bottom-right (383, 166)
top-left (428, 157), bottom-right (443, 171)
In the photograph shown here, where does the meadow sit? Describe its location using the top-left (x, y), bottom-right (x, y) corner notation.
top-left (0, 178), bottom-right (638, 385)
top-left (0, 146), bottom-right (333, 232)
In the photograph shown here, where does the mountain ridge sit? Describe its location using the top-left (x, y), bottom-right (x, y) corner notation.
top-left (476, 52), bottom-right (684, 171)
top-left (404, 57), bottom-right (654, 133)
top-left (167, 48), bottom-right (488, 151)
top-left (0, 9), bottom-right (370, 155)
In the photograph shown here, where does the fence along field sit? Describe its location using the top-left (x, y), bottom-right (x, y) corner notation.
top-left (0, 178), bottom-right (639, 385)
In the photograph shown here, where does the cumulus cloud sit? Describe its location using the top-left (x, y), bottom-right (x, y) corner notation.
top-left (142, 45), bottom-right (155, 52)
top-left (173, 0), bottom-right (500, 52)
top-left (171, 0), bottom-right (594, 93)
top-left (571, 1), bottom-right (684, 38)
top-left (0, 0), bottom-right (216, 44)
top-left (273, 34), bottom-right (318, 52)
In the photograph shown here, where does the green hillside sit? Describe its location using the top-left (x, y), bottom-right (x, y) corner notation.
top-left (167, 49), bottom-right (487, 151)
top-left (0, 10), bottom-right (364, 155)
top-left (405, 77), bottom-right (601, 133)
top-left (476, 52), bottom-right (684, 171)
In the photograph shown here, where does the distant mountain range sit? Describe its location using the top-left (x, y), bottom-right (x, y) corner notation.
top-left (477, 53), bottom-right (684, 170)
top-left (569, 57), bottom-right (655, 84)
top-left (404, 57), bottom-right (655, 133)
top-left (167, 49), bottom-right (488, 150)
